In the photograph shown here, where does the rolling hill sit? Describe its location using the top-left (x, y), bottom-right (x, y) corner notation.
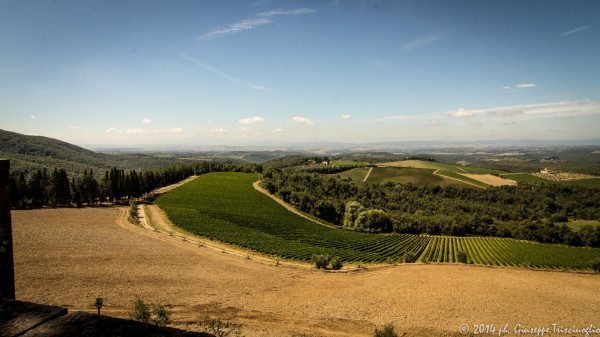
top-left (0, 129), bottom-right (182, 174)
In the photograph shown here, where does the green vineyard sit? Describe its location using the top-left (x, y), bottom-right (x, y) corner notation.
top-left (157, 172), bottom-right (600, 270)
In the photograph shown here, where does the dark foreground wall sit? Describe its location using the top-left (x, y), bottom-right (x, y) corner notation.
top-left (0, 299), bottom-right (213, 337)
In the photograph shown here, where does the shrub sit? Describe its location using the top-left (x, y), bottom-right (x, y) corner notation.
top-left (592, 258), bottom-right (600, 273)
top-left (330, 257), bottom-right (343, 270)
top-left (130, 299), bottom-right (171, 327)
top-left (151, 304), bottom-right (171, 327)
top-left (129, 200), bottom-right (138, 221)
top-left (456, 250), bottom-right (468, 263)
top-left (403, 251), bottom-right (418, 263)
top-left (202, 319), bottom-right (243, 337)
top-left (312, 254), bottom-right (332, 269)
top-left (374, 323), bottom-right (398, 337)
top-left (130, 299), bottom-right (150, 323)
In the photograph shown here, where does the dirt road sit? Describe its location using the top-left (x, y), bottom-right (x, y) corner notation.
top-left (13, 208), bottom-right (600, 336)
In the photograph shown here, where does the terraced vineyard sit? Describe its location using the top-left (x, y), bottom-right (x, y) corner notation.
top-left (157, 172), bottom-right (600, 270)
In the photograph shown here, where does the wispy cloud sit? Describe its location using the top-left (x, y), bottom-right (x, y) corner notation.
top-left (400, 30), bottom-right (447, 52)
top-left (181, 53), bottom-right (275, 94)
top-left (199, 18), bottom-right (271, 40)
top-left (273, 128), bottom-right (284, 132)
top-left (166, 128), bottom-right (184, 134)
top-left (559, 25), bottom-right (589, 37)
top-left (292, 116), bottom-right (314, 125)
top-left (126, 128), bottom-right (146, 134)
top-left (376, 100), bottom-right (600, 122)
top-left (105, 127), bottom-right (125, 134)
top-left (516, 83), bottom-right (537, 88)
top-left (339, 113), bottom-right (351, 120)
top-left (259, 8), bottom-right (317, 17)
top-left (142, 117), bottom-right (153, 124)
top-left (459, 100), bottom-right (600, 119)
top-left (199, 8), bottom-right (317, 40)
top-left (502, 83), bottom-right (537, 91)
top-left (448, 108), bottom-right (475, 117)
top-left (239, 116), bottom-right (265, 124)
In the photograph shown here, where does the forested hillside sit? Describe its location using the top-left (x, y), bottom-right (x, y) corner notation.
top-left (0, 129), bottom-right (182, 174)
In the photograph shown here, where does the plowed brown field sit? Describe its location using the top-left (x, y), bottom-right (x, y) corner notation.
top-left (13, 208), bottom-right (600, 336)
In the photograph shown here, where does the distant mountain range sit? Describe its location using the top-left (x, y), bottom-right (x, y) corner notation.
top-left (2, 128), bottom-right (599, 174)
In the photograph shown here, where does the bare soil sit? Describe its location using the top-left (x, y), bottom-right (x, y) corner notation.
top-left (460, 173), bottom-right (517, 186)
top-left (13, 208), bottom-right (600, 337)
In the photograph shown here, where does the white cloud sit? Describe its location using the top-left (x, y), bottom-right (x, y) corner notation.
top-left (210, 127), bottom-right (227, 134)
top-left (238, 127), bottom-right (248, 132)
top-left (126, 128), bottom-right (146, 134)
top-left (182, 54), bottom-right (275, 94)
top-left (166, 128), bottom-right (184, 134)
top-left (292, 116), bottom-right (314, 125)
top-left (400, 30), bottom-right (447, 52)
top-left (199, 18), bottom-right (271, 40)
top-left (259, 8), bottom-right (317, 17)
top-left (30, 115), bottom-right (35, 119)
top-left (515, 83), bottom-right (537, 89)
top-left (376, 100), bottom-right (600, 123)
top-left (468, 121), bottom-right (482, 126)
top-left (339, 113), bottom-right (351, 120)
top-left (502, 83), bottom-right (537, 91)
top-left (105, 127), bottom-right (125, 134)
top-left (239, 116), bottom-right (265, 124)
top-left (69, 126), bottom-right (81, 130)
top-left (448, 108), bottom-right (475, 117)
top-left (142, 117), bottom-right (153, 124)
top-left (471, 100), bottom-right (600, 119)
top-left (273, 128), bottom-right (284, 132)
top-left (559, 25), bottom-right (589, 37)
top-left (199, 8), bottom-right (316, 40)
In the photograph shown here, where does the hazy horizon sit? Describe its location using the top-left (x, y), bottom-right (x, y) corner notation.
top-left (2, 0), bottom-right (599, 146)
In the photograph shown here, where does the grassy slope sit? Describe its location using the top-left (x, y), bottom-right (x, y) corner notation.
top-left (366, 167), bottom-right (470, 187)
top-left (335, 167), bottom-right (371, 182)
top-left (563, 220), bottom-right (600, 231)
top-left (157, 172), bottom-right (600, 268)
top-left (0, 128), bottom-right (180, 174)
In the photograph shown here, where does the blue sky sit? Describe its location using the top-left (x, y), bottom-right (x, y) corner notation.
top-left (1, 0), bottom-right (599, 146)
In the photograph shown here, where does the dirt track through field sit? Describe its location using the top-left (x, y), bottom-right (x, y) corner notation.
top-left (362, 167), bottom-right (373, 182)
top-left (13, 208), bottom-right (600, 337)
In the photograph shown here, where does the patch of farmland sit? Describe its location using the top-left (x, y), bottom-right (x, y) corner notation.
top-left (564, 220), bottom-right (600, 231)
top-left (558, 178), bottom-right (600, 188)
top-left (156, 172), bottom-right (600, 269)
top-left (435, 170), bottom-right (489, 188)
top-left (501, 173), bottom-right (600, 188)
top-left (330, 159), bottom-right (368, 167)
top-left (335, 167), bottom-right (370, 182)
top-left (533, 171), bottom-right (597, 181)
top-left (380, 160), bottom-right (465, 172)
top-left (13, 208), bottom-right (600, 336)
top-left (365, 167), bottom-right (471, 187)
top-left (460, 173), bottom-right (516, 187)
top-left (458, 166), bottom-right (505, 175)
top-left (500, 173), bottom-right (552, 185)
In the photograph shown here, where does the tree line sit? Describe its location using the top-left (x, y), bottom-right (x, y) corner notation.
top-left (9, 162), bottom-right (260, 208)
top-left (260, 169), bottom-right (600, 247)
